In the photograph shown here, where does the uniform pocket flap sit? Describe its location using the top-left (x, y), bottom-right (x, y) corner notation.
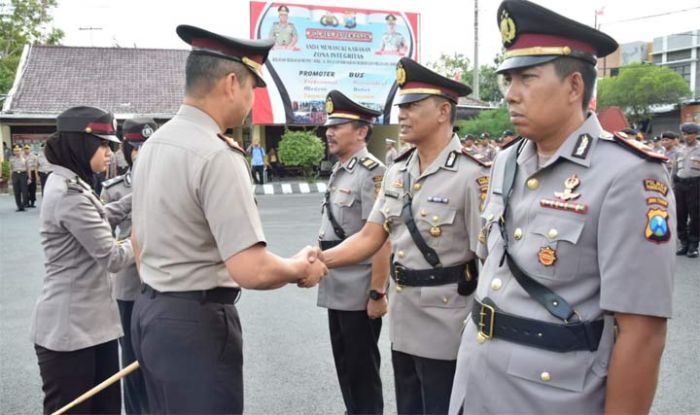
top-left (418, 284), bottom-right (468, 309)
top-left (531, 214), bottom-right (584, 243)
top-left (416, 205), bottom-right (457, 226)
top-left (506, 347), bottom-right (588, 392)
top-left (333, 192), bottom-right (356, 207)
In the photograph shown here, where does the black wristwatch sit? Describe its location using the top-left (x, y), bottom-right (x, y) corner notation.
top-left (369, 289), bottom-right (386, 301)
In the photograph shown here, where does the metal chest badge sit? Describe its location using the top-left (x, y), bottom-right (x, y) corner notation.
top-left (538, 246), bottom-right (557, 266)
top-left (540, 174), bottom-right (588, 214)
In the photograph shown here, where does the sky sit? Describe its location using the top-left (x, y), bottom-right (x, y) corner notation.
top-left (50, 0), bottom-right (700, 67)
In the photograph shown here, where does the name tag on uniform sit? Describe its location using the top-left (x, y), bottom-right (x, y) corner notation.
top-left (384, 190), bottom-right (399, 199)
top-left (427, 196), bottom-right (449, 204)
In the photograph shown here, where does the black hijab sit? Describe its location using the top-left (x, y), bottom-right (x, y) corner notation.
top-left (45, 131), bottom-right (103, 184)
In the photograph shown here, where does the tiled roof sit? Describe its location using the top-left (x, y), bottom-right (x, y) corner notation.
top-left (458, 96), bottom-right (492, 108)
top-left (4, 45), bottom-right (188, 117)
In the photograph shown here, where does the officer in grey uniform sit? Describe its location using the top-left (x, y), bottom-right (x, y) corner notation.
top-left (37, 143), bottom-right (53, 192)
top-left (318, 90), bottom-right (390, 415)
top-left (321, 57), bottom-right (490, 415)
top-left (673, 122), bottom-right (700, 258)
top-left (269, 5), bottom-right (298, 48)
top-left (130, 25), bottom-right (326, 414)
top-left (449, 2), bottom-right (676, 414)
top-left (30, 106), bottom-right (134, 414)
top-left (24, 144), bottom-right (39, 207)
top-left (378, 14), bottom-right (407, 55)
top-left (385, 138), bottom-right (398, 167)
top-left (100, 117), bottom-right (157, 414)
top-left (659, 131), bottom-right (680, 174)
top-left (9, 145), bottom-right (28, 211)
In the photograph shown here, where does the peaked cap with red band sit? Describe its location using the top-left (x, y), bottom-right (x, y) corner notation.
top-left (324, 90), bottom-right (381, 127)
top-left (122, 117), bottom-right (158, 148)
top-left (176, 25), bottom-right (274, 87)
top-left (496, 0), bottom-right (618, 74)
top-left (57, 106), bottom-right (120, 143)
top-left (394, 57), bottom-right (471, 105)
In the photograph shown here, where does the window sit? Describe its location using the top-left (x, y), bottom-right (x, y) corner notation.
top-left (669, 63), bottom-right (691, 83)
top-left (653, 54), bottom-right (662, 64)
top-left (666, 49), bottom-right (691, 62)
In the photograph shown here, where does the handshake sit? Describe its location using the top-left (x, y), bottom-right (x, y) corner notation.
top-left (293, 245), bottom-right (328, 288)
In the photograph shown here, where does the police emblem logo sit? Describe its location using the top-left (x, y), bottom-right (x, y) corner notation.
top-left (645, 208), bottom-right (671, 243)
top-left (538, 246), bottom-right (557, 266)
top-left (325, 97), bottom-right (334, 115)
top-left (142, 125), bottom-right (154, 138)
top-left (499, 10), bottom-right (517, 46)
top-left (396, 63), bottom-right (406, 86)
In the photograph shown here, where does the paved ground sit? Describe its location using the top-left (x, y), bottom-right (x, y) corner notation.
top-left (1, 193), bottom-right (698, 414)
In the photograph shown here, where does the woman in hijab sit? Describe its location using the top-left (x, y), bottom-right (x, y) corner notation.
top-left (30, 106), bottom-right (134, 414)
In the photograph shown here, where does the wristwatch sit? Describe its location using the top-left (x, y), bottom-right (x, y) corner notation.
top-left (369, 289), bottom-right (386, 301)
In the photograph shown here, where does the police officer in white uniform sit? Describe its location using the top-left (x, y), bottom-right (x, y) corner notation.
top-left (9, 145), bottom-right (28, 211)
top-left (449, 2), bottom-right (676, 414)
top-left (100, 117), bottom-right (157, 414)
top-left (30, 106), bottom-right (134, 414)
top-left (130, 25), bottom-right (327, 414)
top-left (318, 90), bottom-right (390, 414)
top-left (316, 57), bottom-right (490, 415)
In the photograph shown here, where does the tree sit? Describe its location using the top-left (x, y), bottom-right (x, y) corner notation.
top-left (427, 52), bottom-right (504, 104)
top-left (457, 106), bottom-right (513, 138)
top-left (278, 129), bottom-right (326, 182)
top-left (597, 63), bottom-right (690, 126)
top-left (0, 0), bottom-right (64, 96)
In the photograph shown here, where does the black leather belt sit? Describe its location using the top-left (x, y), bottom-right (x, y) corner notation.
top-left (391, 262), bottom-right (466, 287)
top-left (319, 240), bottom-right (343, 250)
top-left (13, 170), bottom-right (26, 174)
top-left (141, 284), bottom-right (240, 304)
top-left (472, 299), bottom-right (604, 352)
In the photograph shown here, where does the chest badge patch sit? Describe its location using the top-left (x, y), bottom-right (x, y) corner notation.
top-left (645, 208), bottom-right (671, 244)
top-left (538, 246), bottom-right (557, 267)
top-left (540, 174), bottom-right (588, 214)
top-left (554, 175), bottom-right (581, 201)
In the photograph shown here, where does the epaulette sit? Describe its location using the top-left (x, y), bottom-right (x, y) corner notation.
top-left (65, 177), bottom-right (90, 194)
top-left (102, 175), bottom-right (125, 189)
top-left (360, 156), bottom-right (379, 170)
top-left (607, 131), bottom-right (668, 162)
top-left (393, 146), bottom-right (416, 163)
top-left (217, 134), bottom-right (246, 156)
top-left (460, 148), bottom-right (492, 168)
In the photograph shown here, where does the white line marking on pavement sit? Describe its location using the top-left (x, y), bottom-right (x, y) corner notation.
top-left (263, 184), bottom-right (274, 195)
top-left (281, 183), bottom-right (292, 194)
top-left (298, 183), bottom-right (310, 193)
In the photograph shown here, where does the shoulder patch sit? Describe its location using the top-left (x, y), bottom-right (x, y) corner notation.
top-left (461, 148), bottom-right (492, 168)
top-left (360, 156), bottom-right (379, 170)
top-left (611, 131), bottom-right (667, 162)
top-left (217, 134), bottom-right (246, 156)
top-left (102, 175), bottom-right (125, 189)
top-left (393, 146), bottom-right (416, 163)
top-left (65, 177), bottom-right (90, 194)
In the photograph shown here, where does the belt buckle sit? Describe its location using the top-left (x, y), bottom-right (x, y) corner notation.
top-left (478, 303), bottom-right (496, 341)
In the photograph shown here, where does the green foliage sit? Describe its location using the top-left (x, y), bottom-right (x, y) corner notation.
top-left (428, 52), bottom-right (504, 103)
top-left (2, 160), bottom-right (9, 181)
top-left (597, 63), bottom-right (691, 125)
top-left (0, 0), bottom-right (64, 95)
top-left (457, 106), bottom-right (513, 137)
top-left (278, 129), bottom-right (326, 182)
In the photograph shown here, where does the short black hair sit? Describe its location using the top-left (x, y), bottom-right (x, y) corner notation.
top-left (350, 120), bottom-right (373, 141)
top-left (185, 53), bottom-right (251, 98)
top-left (551, 57), bottom-right (597, 112)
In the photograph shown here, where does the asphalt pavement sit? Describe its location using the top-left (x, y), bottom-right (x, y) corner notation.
top-left (0, 193), bottom-right (698, 414)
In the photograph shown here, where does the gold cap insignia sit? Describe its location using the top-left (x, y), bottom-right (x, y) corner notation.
top-left (396, 63), bottom-right (406, 86)
top-left (325, 97), bottom-right (334, 114)
top-left (500, 10), bottom-right (517, 46)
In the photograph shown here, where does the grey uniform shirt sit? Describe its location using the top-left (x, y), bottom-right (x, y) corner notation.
top-left (9, 155), bottom-right (26, 171)
top-left (450, 114), bottom-right (676, 415)
top-left (37, 152), bottom-right (53, 173)
top-left (367, 135), bottom-right (489, 360)
top-left (25, 153), bottom-right (39, 170)
top-left (131, 104), bottom-right (266, 292)
top-left (101, 171), bottom-right (140, 301)
top-left (675, 142), bottom-right (700, 178)
top-left (30, 165), bottom-right (134, 351)
top-left (317, 147), bottom-right (386, 310)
